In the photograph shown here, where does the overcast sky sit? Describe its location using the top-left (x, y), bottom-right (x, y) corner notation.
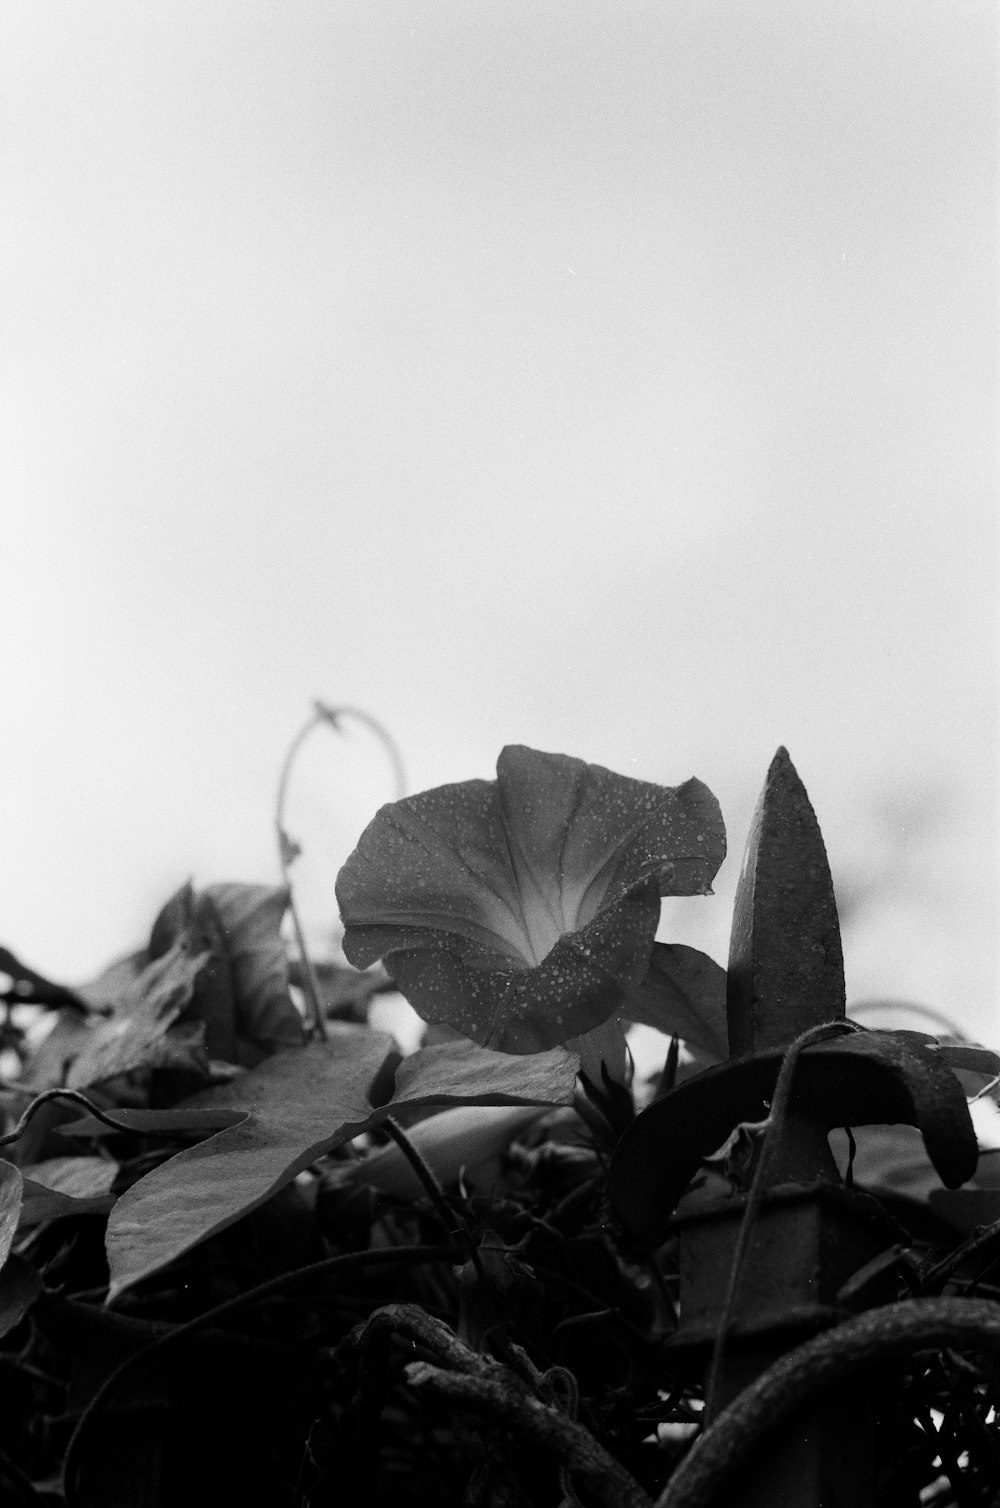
top-left (2, 4), bottom-right (997, 1042)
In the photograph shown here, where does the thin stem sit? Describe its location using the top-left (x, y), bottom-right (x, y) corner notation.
top-left (406, 1362), bottom-right (653, 1508)
top-left (381, 1115), bottom-right (491, 1294)
top-left (62, 1244), bottom-right (458, 1506)
top-left (275, 702), bottom-right (407, 1041)
top-left (0, 1087), bottom-right (145, 1147)
top-left (313, 702), bottom-right (407, 801)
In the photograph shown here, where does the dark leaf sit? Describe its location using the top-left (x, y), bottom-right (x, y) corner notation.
top-left (105, 1030), bottom-right (578, 1297)
top-left (609, 1029), bottom-right (978, 1246)
top-left (151, 881), bottom-right (304, 1063)
top-left (0, 1159), bottom-right (23, 1267)
top-left (0, 945), bottom-right (91, 1012)
top-left (0, 1253), bottom-right (43, 1339)
top-left (56, 1105), bottom-right (247, 1139)
top-left (200, 883), bottom-right (304, 1052)
top-left (19, 1156), bottom-right (117, 1226)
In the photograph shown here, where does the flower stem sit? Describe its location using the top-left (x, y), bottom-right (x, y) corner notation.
top-left (275, 702), bottom-right (407, 1041)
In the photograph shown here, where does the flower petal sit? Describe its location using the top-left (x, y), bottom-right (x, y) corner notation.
top-left (337, 776), bottom-right (537, 968)
top-left (493, 746), bottom-right (725, 931)
top-left (377, 873), bottom-right (664, 1052)
top-left (338, 745), bottom-right (726, 981)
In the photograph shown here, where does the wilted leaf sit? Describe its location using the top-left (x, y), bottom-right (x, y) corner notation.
top-left (625, 942), bottom-right (728, 1061)
top-left (105, 1031), bottom-right (579, 1298)
top-left (0, 1253), bottom-right (43, 1338)
top-left (77, 950), bottom-right (148, 1013)
top-left (66, 942), bottom-right (209, 1091)
top-left (17, 1009), bottom-right (94, 1091)
top-left (0, 1160), bottom-right (23, 1268)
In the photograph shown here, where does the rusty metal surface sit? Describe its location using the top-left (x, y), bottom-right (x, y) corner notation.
top-left (609, 1031), bottom-right (978, 1247)
top-left (726, 747), bottom-right (845, 1059)
top-left (609, 748), bottom-right (978, 1508)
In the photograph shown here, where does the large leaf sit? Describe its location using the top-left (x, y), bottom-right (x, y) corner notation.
top-left (105, 1030), bottom-right (579, 1299)
top-left (624, 942), bottom-right (728, 1061)
top-left (338, 745), bottom-right (725, 1052)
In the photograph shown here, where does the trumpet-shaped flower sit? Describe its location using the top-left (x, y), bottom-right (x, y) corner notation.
top-left (336, 745), bottom-right (726, 1058)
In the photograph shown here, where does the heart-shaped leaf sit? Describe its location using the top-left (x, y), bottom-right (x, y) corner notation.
top-left (105, 1030), bottom-right (579, 1298)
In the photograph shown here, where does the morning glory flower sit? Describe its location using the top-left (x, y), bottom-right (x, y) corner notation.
top-left (336, 745), bottom-right (726, 1058)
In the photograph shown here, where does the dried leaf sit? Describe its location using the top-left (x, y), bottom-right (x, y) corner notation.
top-left (65, 942), bottom-right (209, 1091)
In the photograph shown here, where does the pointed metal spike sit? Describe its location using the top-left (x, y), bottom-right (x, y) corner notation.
top-left (726, 747), bottom-right (845, 1058)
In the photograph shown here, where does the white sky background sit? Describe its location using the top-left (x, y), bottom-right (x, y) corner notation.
top-left (2, 4), bottom-right (997, 1043)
